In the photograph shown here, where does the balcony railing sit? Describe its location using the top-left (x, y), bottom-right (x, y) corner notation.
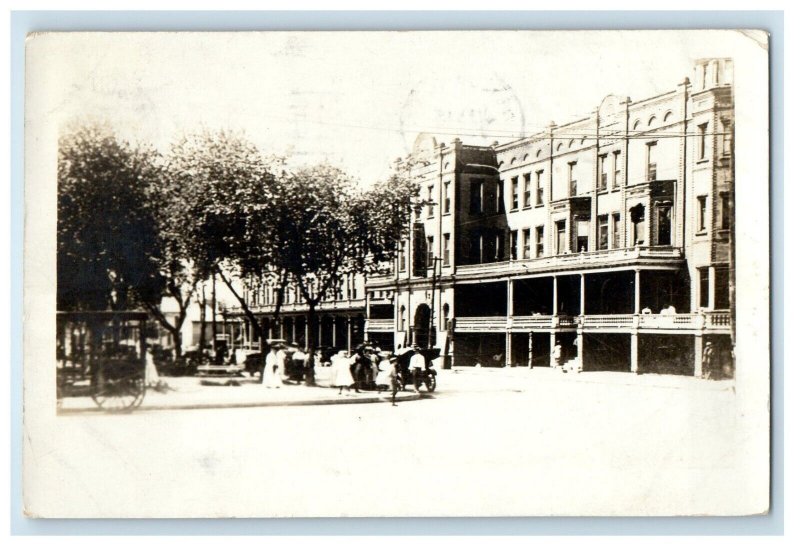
top-left (456, 246), bottom-right (683, 278)
top-left (452, 316), bottom-right (508, 332)
top-left (451, 311), bottom-right (731, 333)
top-left (365, 318), bottom-right (395, 333)
top-left (250, 298), bottom-right (366, 314)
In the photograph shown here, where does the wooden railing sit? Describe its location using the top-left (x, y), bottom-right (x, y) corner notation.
top-left (455, 246), bottom-right (683, 278)
top-left (365, 318), bottom-right (395, 332)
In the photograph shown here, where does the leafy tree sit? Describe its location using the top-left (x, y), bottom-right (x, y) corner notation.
top-left (165, 129), bottom-right (282, 349)
top-left (57, 124), bottom-right (164, 313)
top-left (272, 165), bottom-right (418, 384)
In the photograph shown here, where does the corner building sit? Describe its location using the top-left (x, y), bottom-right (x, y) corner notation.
top-left (365, 58), bottom-right (735, 376)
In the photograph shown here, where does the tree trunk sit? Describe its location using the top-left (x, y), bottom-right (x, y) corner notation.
top-left (199, 284), bottom-right (207, 362)
top-left (211, 273), bottom-right (218, 351)
top-left (305, 303), bottom-right (317, 386)
top-left (215, 265), bottom-right (264, 344)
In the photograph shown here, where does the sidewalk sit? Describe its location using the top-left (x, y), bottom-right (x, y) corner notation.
top-left (58, 368), bottom-right (422, 414)
top-left (437, 365), bottom-right (735, 393)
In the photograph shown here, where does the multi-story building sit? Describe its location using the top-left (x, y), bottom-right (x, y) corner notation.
top-left (364, 58), bottom-right (735, 376)
top-left (240, 58), bottom-right (735, 377)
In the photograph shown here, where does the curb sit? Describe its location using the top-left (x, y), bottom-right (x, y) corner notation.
top-left (58, 391), bottom-right (427, 415)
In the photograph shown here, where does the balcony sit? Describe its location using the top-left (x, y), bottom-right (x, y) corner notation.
top-left (451, 311), bottom-right (732, 334)
top-left (365, 318), bottom-right (395, 333)
top-left (250, 298), bottom-right (366, 315)
top-left (456, 246), bottom-right (683, 280)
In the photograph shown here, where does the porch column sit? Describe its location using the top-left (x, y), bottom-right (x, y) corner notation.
top-left (576, 331), bottom-right (584, 370)
top-left (318, 317), bottom-right (323, 348)
top-left (708, 265), bottom-right (716, 310)
top-left (580, 273), bottom-right (586, 315)
top-left (694, 334), bottom-right (704, 377)
top-left (528, 332), bottom-right (534, 368)
top-left (507, 280), bottom-right (514, 317)
top-left (347, 316), bottom-right (353, 353)
top-left (290, 317), bottom-right (296, 344)
top-left (505, 332), bottom-right (512, 367)
top-left (279, 318), bottom-right (285, 340)
top-left (634, 269), bottom-right (641, 313)
top-left (331, 317), bottom-right (337, 348)
top-left (630, 332), bottom-right (639, 374)
top-left (552, 276), bottom-right (558, 315)
top-left (549, 331), bottom-right (557, 368)
top-left (304, 320), bottom-right (310, 351)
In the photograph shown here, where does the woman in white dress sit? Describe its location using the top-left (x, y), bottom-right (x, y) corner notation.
top-left (332, 350), bottom-right (354, 394)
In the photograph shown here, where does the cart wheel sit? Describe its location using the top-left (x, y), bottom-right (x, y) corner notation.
top-left (91, 376), bottom-right (145, 412)
top-left (425, 374), bottom-right (437, 392)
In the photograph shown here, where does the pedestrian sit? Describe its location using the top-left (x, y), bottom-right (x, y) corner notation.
top-left (409, 345), bottom-right (426, 393)
top-left (332, 350), bottom-right (354, 395)
top-left (290, 343), bottom-right (306, 384)
top-left (551, 341), bottom-right (563, 369)
top-left (351, 346), bottom-right (366, 392)
top-left (276, 343), bottom-right (288, 384)
top-left (702, 341), bottom-right (716, 379)
top-left (262, 343), bottom-right (281, 388)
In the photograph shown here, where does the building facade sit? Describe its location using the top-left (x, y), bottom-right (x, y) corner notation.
top-left (364, 58), bottom-right (735, 376)
top-left (239, 58), bottom-right (735, 377)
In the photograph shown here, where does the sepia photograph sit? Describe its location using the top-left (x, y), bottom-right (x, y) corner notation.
top-left (23, 29), bottom-right (771, 518)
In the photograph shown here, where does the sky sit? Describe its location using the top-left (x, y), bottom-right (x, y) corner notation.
top-left (42, 30), bottom-right (750, 186)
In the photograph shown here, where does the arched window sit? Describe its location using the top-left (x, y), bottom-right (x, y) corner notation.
top-left (633, 120), bottom-right (641, 131)
top-left (536, 149), bottom-right (542, 158)
top-left (510, 157), bottom-right (517, 165)
top-left (648, 115), bottom-right (657, 127)
top-left (663, 111), bottom-right (674, 123)
top-left (399, 305), bottom-right (406, 332)
top-left (556, 143), bottom-right (563, 152)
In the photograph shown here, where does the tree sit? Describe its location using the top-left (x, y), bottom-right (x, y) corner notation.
top-left (164, 129), bottom-right (282, 349)
top-left (58, 124), bottom-right (164, 313)
top-left (272, 165), bottom-right (418, 384)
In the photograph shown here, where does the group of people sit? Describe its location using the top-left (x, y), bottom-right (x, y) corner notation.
top-left (261, 342), bottom-right (314, 388)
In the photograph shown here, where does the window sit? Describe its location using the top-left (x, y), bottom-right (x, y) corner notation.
top-left (698, 123), bottom-right (709, 160)
top-left (443, 181), bottom-right (451, 214)
top-left (469, 231), bottom-right (482, 263)
top-left (427, 185), bottom-right (435, 217)
top-left (535, 226), bottom-right (544, 257)
top-left (612, 151), bottom-right (621, 189)
top-left (536, 170), bottom-right (544, 205)
top-left (426, 236), bottom-right (434, 268)
top-left (631, 205), bottom-right (646, 246)
top-left (495, 231), bottom-right (505, 261)
top-left (656, 204), bottom-right (672, 246)
top-left (698, 267), bottom-right (709, 308)
top-left (511, 177), bottom-right (519, 209)
top-left (443, 233), bottom-right (450, 266)
top-left (721, 121), bottom-right (732, 157)
top-left (496, 180), bottom-right (505, 213)
top-left (469, 179), bottom-right (484, 214)
top-left (715, 268), bottom-right (730, 309)
top-left (523, 173), bottom-right (531, 208)
top-left (509, 230), bottom-right (518, 260)
top-left (612, 213), bottom-right (621, 248)
top-left (522, 228), bottom-right (531, 259)
top-left (697, 195), bottom-right (708, 232)
top-left (646, 142), bottom-right (658, 181)
top-left (598, 155), bottom-right (609, 191)
top-left (568, 162), bottom-right (578, 196)
top-left (597, 215), bottom-right (609, 250)
top-left (576, 219), bottom-right (589, 252)
top-left (555, 221), bottom-right (567, 254)
top-left (398, 241), bottom-right (407, 271)
top-left (720, 191), bottom-right (731, 230)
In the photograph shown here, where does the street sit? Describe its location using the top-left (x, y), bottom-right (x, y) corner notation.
top-left (26, 369), bottom-right (744, 517)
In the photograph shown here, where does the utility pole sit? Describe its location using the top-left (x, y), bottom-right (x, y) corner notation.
top-left (428, 256), bottom-right (442, 349)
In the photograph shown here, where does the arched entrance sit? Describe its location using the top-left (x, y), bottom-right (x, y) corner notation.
top-left (413, 304), bottom-right (435, 348)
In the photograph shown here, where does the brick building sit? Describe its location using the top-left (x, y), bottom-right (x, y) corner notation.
top-left (364, 58), bottom-right (735, 376)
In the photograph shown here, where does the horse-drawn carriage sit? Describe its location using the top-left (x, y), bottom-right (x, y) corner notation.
top-left (57, 311), bottom-right (150, 412)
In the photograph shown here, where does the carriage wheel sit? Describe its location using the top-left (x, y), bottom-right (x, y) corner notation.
top-left (425, 374), bottom-right (437, 392)
top-left (91, 375), bottom-right (146, 412)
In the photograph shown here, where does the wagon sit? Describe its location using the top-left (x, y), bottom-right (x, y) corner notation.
top-left (57, 311), bottom-right (150, 412)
